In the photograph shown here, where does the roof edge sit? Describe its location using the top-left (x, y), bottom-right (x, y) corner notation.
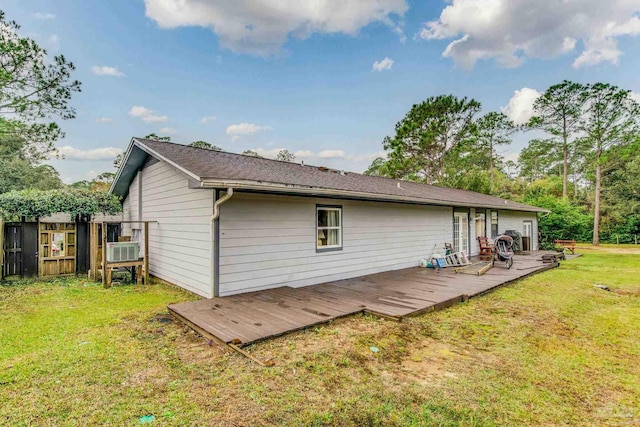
top-left (109, 138), bottom-right (137, 196)
top-left (132, 138), bottom-right (202, 183)
top-left (199, 178), bottom-right (549, 213)
top-left (109, 138), bottom-right (204, 198)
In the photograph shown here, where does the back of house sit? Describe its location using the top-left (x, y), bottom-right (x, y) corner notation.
top-left (110, 138), bottom-right (545, 298)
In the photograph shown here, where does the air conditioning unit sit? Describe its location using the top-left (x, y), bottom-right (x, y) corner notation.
top-left (106, 242), bottom-right (139, 263)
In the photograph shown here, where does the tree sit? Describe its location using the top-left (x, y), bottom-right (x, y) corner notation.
top-left (70, 172), bottom-right (114, 192)
top-left (371, 95), bottom-right (481, 184)
top-left (528, 81), bottom-right (586, 200)
top-left (113, 153), bottom-right (123, 169)
top-left (0, 134), bottom-right (62, 193)
top-left (275, 149), bottom-right (295, 162)
top-left (600, 137), bottom-right (640, 242)
top-left (518, 139), bottom-right (562, 183)
top-left (241, 150), bottom-right (262, 157)
top-left (579, 83), bottom-right (640, 245)
top-left (0, 11), bottom-right (81, 160)
top-left (523, 194), bottom-right (593, 249)
top-left (473, 112), bottom-right (516, 192)
top-left (189, 140), bottom-right (224, 151)
top-left (364, 157), bottom-right (390, 176)
top-left (144, 133), bottom-right (171, 142)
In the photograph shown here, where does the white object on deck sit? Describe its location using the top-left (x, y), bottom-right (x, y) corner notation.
top-left (444, 251), bottom-right (471, 267)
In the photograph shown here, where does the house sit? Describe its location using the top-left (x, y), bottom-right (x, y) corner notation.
top-left (110, 138), bottom-right (546, 298)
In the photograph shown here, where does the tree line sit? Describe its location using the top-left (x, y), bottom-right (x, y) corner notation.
top-left (366, 83), bottom-right (640, 246)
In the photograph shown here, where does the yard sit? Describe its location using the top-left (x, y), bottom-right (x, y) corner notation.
top-left (1, 248), bottom-right (639, 426)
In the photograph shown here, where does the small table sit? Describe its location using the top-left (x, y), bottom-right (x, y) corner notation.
top-left (103, 259), bottom-right (144, 288)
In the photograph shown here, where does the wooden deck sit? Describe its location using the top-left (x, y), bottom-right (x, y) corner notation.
top-left (169, 252), bottom-right (561, 347)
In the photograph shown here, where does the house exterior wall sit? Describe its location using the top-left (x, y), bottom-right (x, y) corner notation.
top-left (498, 210), bottom-right (538, 250)
top-left (122, 194), bottom-right (132, 236)
top-left (218, 193), bottom-right (453, 296)
top-left (130, 160), bottom-right (214, 297)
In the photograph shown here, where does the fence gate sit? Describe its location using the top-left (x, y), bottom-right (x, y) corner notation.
top-left (2, 223), bottom-right (38, 279)
top-left (3, 225), bottom-right (22, 278)
top-left (39, 223), bottom-right (76, 277)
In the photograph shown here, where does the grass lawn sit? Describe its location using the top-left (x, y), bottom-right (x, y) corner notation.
top-left (1, 248), bottom-right (639, 426)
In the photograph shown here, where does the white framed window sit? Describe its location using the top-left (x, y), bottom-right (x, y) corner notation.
top-left (317, 205), bottom-right (342, 251)
top-left (476, 212), bottom-right (486, 238)
top-left (491, 211), bottom-right (499, 238)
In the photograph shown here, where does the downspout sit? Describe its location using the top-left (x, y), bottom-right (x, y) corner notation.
top-left (211, 188), bottom-right (234, 298)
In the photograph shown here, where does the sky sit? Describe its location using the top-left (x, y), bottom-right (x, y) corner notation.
top-left (3, 0), bottom-right (640, 184)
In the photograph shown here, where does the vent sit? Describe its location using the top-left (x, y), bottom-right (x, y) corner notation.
top-left (107, 242), bottom-right (140, 262)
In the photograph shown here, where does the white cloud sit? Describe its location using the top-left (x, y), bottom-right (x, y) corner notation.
top-left (129, 106), bottom-right (168, 123)
top-left (47, 34), bottom-right (60, 52)
top-left (57, 146), bottom-right (123, 161)
top-left (231, 135), bottom-right (241, 142)
top-left (91, 66), bottom-right (126, 77)
top-left (159, 127), bottom-right (177, 134)
top-left (372, 57), bottom-right (394, 71)
top-left (502, 152), bottom-right (520, 163)
top-left (95, 117), bottom-right (113, 124)
top-left (419, 0), bottom-right (640, 69)
top-left (501, 88), bottom-right (541, 125)
top-left (200, 115), bottom-right (217, 124)
top-left (34, 13), bottom-right (55, 20)
top-left (144, 0), bottom-right (408, 56)
top-left (226, 123), bottom-right (272, 135)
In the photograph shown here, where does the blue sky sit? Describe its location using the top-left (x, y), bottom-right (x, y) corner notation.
top-left (3, 0), bottom-right (640, 183)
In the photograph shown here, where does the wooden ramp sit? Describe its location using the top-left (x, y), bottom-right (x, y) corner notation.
top-left (169, 252), bottom-right (559, 347)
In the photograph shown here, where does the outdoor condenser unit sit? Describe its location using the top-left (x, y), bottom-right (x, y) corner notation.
top-left (106, 242), bottom-right (139, 263)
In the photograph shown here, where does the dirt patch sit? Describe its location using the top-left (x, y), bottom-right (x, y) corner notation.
top-left (613, 287), bottom-right (640, 296)
top-left (399, 338), bottom-right (484, 385)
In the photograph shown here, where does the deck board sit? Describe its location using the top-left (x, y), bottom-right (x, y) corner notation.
top-left (169, 252), bottom-right (564, 346)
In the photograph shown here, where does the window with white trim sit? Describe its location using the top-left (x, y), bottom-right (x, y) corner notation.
top-left (476, 212), bottom-right (486, 238)
top-left (317, 206), bottom-right (342, 251)
top-left (491, 211), bottom-right (499, 238)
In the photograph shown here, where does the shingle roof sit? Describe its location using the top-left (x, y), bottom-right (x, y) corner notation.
top-left (126, 138), bottom-right (546, 213)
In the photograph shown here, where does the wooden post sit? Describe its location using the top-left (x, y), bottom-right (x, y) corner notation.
top-left (0, 217), bottom-right (4, 281)
top-left (89, 222), bottom-right (98, 280)
top-left (102, 222), bottom-right (108, 288)
top-left (144, 221), bottom-right (149, 285)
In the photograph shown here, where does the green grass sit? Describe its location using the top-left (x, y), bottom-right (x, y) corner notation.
top-left (1, 248), bottom-right (639, 426)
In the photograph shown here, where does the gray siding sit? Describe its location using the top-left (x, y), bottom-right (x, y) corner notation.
top-left (122, 194), bottom-right (132, 236)
top-left (218, 193), bottom-right (453, 296)
top-left (136, 160), bottom-right (214, 297)
top-left (498, 210), bottom-right (538, 250)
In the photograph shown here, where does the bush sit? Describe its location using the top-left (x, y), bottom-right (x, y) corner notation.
top-left (525, 195), bottom-right (593, 249)
top-left (0, 189), bottom-right (121, 220)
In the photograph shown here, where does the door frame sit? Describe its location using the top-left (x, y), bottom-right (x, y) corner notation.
top-left (453, 210), bottom-right (470, 255)
top-left (523, 220), bottom-right (533, 251)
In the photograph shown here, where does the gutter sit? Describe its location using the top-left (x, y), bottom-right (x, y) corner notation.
top-left (210, 188), bottom-right (234, 298)
top-left (198, 179), bottom-right (548, 213)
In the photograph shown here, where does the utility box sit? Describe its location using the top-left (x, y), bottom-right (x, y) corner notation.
top-left (106, 242), bottom-right (139, 263)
